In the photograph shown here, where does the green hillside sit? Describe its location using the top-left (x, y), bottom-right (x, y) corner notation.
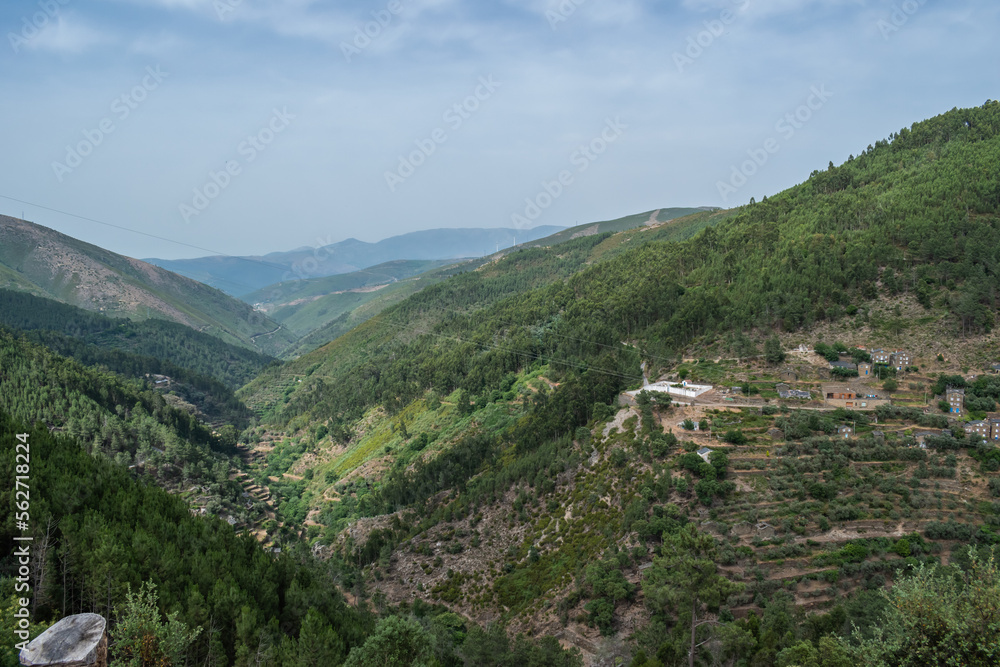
top-left (0, 410), bottom-right (581, 664)
top-left (231, 102), bottom-right (1000, 662)
top-left (516, 207), bottom-right (713, 249)
top-left (245, 259), bottom-right (465, 338)
top-left (0, 215), bottom-right (297, 355)
top-left (259, 99), bottom-right (1000, 433)
top-left (0, 289), bottom-right (278, 428)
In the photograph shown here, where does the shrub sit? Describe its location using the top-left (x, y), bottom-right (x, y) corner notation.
top-left (724, 430), bottom-right (748, 445)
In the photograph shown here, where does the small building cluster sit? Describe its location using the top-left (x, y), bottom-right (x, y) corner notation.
top-left (964, 418), bottom-right (1000, 441)
top-left (870, 349), bottom-right (912, 371)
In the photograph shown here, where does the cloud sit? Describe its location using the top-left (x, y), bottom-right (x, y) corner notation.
top-left (22, 14), bottom-right (109, 53)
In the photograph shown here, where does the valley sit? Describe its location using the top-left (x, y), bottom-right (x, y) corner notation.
top-left (3, 102), bottom-right (1000, 666)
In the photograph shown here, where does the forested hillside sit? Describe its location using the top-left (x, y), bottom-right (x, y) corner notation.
top-left (0, 374), bottom-right (583, 664)
top-left (0, 215), bottom-right (297, 355)
top-left (0, 289), bottom-right (275, 389)
top-left (249, 102), bottom-right (1000, 427)
top-left (227, 102), bottom-right (1000, 664)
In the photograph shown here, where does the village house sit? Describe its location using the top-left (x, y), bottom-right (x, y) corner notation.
top-left (892, 351), bottom-right (912, 371)
top-left (992, 363), bottom-right (1000, 374)
top-left (872, 349), bottom-right (891, 364)
top-left (824, 383), bottom-right (855, 400)
top-left (946, 387), bottom-right (965, 415)
top-left (914, 431), bottom-right (936, 449)
top-left (822, 383), bottom-right (889, 409)
top-left (779, 369), bottom-right (798, 383)
top-left (838, 425), bottom-right (854, 439)
top-left (990, 418), bottom-right (1000, 441)
top-left (858, 362), bottom-right (872, 376)
top-left (965, 421), bottom-right (990, 440)
top-left (697, 447), bottom-right (713, 463)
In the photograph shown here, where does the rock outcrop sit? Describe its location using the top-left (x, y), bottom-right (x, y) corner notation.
top-left (19, 614), bottom-right (107, 667)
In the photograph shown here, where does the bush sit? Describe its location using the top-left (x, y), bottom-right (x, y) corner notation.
top-left (724, 429), bottom-right (748, 445)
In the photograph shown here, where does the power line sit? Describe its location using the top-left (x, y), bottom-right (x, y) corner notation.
top-left (0, 193), bottom-right (288, 271)
top-left (0, 194), bottom-right (446, 296)
top-left (1, 194), bottom-right (656, 385)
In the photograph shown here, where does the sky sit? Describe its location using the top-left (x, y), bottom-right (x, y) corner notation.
top-left (0, 0), bottom-right (997, 260)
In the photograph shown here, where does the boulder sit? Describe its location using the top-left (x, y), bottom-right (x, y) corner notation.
top-left (19, 614), bottom-right (107, 667)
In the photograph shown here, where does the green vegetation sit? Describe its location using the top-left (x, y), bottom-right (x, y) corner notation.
top-left (0, 411), bottom-right (371, 665)
top-left (247, 259), bottom-right (464, 340)
top-left (0, 216), bottom-right (296, 355)
top-left (0, 289), bottom-right (274, 389)
top-left (845, 549), bottom-right (1000, 666)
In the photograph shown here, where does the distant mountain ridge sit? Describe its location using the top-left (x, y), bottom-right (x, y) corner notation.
top-left (145, 225), bottom-right (566, 296)
top-left (0, 215), bottom-right (295, 355)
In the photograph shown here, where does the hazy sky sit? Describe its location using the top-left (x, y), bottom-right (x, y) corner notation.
top-left (1, 0), bottom-right (997, 260)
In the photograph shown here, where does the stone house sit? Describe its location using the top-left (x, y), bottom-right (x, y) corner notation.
top-left (946, 387), bottom-right (965, 415)
top-left (965, 421), bottom-right (990, 440)
top-left (892, 351), bottom-right (912, 371)
top-left (824, 383), bottom-right (855, 400)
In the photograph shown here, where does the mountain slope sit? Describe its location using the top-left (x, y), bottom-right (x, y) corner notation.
top-left (249, 209), bottom-right (722, 357)
top-left (232, 102), bottom-right (1000, 658)
top-left (240, 206), bottom-right (730, 412)
top-left (244, 259), bottom-right (463, 337)
top-left (147, 225), bottom-right (566, 296)
top-left (0, 215), bottom-right (296, 355)
top-left (516, 207), bottom-right (713, 248)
